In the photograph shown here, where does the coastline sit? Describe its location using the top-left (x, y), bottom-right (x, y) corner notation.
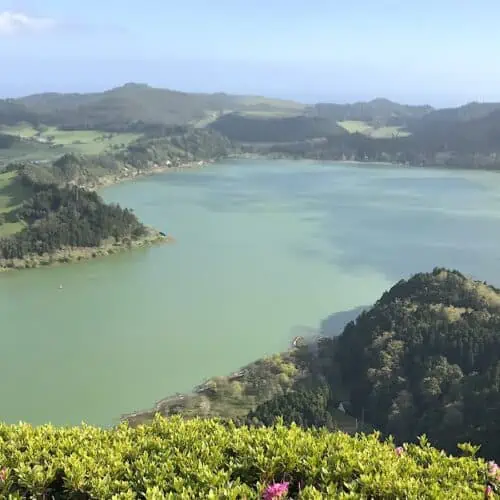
top-left (0, 159), bottom-right (210, 273)
top-left (0, 227), bottom-right (172, 272)
top-left (4, 154), bottom-right (494, 274)
top-left (85, 159), bottom-right (216, 191)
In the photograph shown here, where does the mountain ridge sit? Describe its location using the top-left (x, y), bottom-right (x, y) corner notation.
top-left (4, 83), bottom-right (500, 169)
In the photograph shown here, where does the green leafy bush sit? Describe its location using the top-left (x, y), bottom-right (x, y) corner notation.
top-left (0, 415), bottom-right (494, 498)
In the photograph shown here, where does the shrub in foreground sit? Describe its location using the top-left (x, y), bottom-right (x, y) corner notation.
top-left (0, 415), bottom-right (494, 498)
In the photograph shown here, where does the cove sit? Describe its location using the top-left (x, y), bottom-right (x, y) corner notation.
top-left (2, 159), bottom-right (500, 426)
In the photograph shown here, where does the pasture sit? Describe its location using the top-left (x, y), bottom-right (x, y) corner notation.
top-left (0, 171), bottom-right (31, 237)
top-left (238, 109), bottom-right (304, 118)
top-left (0, 124), bottom-right (141, 157)
top-left (338, 120), bottom-right (411, 138)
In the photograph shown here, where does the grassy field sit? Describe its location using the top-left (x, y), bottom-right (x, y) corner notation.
top-left (192, 106), bottom-right (305, 128)
top-left (0, 124), bottom-right (39, 138)
top-left (0, 141), bottom-right (63, 164)
top-left (338, 120), bottom-right (411, 138)
top-left (0, 171), bottom-right (31, 237)
top-left (238, 110), bottom-right (304, 118)
top-left (235, 96), bottom-right (306, 110)
top-left (0, 124), bottom-right (142, 158)
top-left (338, 120), bottom-right (373, 134)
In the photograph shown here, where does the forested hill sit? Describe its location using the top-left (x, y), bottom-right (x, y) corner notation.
top-left (334, 268), bottom-right (500, 458)
top-left (308, 98), bottom-right (433, 124)
top-left (4, 83), bottom-right (500, 168)
top-left (0, 173), bottom-right (150, 268)
top-left (127, 268), bottom-right (500, 460)
top-left (1, 83), bottom-right (307, 131)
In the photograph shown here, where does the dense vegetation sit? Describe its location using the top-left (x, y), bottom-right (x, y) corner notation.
top-left (335, 268), bottom-right (500, 459)
top-left (0, 175), bottom-right (147, 261)
top-left (14, 128), bottom-right (233, 187)
top-left (308, 98), bottom-right (432, 125)
top-left (209, 113), bottom-right (344, 143)
top-left (0, 415), bottom-right (495, 498)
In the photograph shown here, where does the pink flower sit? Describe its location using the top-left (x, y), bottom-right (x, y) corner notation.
top-left (485, 484), bottom-right (494, 498)
top-left (395, 446), bottom-right (404, 457)
top-left (488, 461), bottom-right (499, 477)
top-left (263, 481), bottom-right (289, 500)
top-left (0, 467), bottom-right (6, 482)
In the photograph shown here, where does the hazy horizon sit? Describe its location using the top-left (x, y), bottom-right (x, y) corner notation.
top-left (0, 70), bottom-right (492, 109)
top-left (2, 0), bottom-right (500, 107)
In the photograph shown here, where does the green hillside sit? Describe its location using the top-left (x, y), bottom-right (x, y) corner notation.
top-left (338, 120), bottom-right (411, 138)
top-left (310, 98), bottom-right (433, 125)
top-left (209, 113), bottom-right (344, 143)
top-left (5, 83), bottom-right (307, 132)
top-left (5, 83), bottom-right (500, 168)
top-left (0, 170), bottom-right (33, 236)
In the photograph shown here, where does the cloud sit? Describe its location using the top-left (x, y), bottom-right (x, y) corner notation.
top-left (0, 11), bottom-right (57, 36)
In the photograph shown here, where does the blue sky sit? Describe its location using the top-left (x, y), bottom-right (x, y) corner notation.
top-left (1, 0), bottom-right (500, 106)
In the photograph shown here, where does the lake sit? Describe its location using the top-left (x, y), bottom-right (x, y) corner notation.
top-left (2, 159), bottom-right (500, 426)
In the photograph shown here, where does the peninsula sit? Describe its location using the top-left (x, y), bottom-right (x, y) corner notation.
top-left (0, 127), bottom-right (232, 270)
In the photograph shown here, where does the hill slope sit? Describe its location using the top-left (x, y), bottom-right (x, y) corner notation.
top-left (0, 173), bottom-right (156, 269)
top-left (335, 268), bottom-right (500, 458)
top-left (8, 83), bottom-right (307, 131)
top-left (128, 268), bottom-right (500, 461)
top-left (310, 98), bottom-right (433, 125)
top-left (209, 112), bottom-right (345, 142)
top-left (6, 83), bottom-right (500, 168)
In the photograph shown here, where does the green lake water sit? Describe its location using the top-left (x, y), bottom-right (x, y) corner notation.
top-left (2, 159), bottom-right (500, 426)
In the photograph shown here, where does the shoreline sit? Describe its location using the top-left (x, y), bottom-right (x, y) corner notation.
top-left (0, 228), bottom-right (172, 273)
top-left (3, 154), bottom-right (498, 274)
top-left (86, 159), bottom-right (216, 191)
top-left (0, 159), bottom-right (209, 274)
top-left (82, 154), bottom-right (500, 194)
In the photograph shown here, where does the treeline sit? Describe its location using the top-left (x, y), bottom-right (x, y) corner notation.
top-left (209, 113), bottom-right (344, 142)
top-left (265, 131), bottom-right (500, 169)
top-left (122, 127), bottom-right (232, 167)
top-left (0, 133), bottom-right (20, 149)
top-left (16, 128), bottom-right (233, 187)
top-left (0, 176), bottom-right (146, 260)
top-left (243, 382), bottom-right (340, 430)
top-left (239, 269), bottom-right (500, 460)
top-left (210, 101), bottom-right (500, 168)
top-left (308, 99), bottom-right (432, 126)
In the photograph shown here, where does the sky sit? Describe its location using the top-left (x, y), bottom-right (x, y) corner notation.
top-left (1, 0), bottom-right (500, 106)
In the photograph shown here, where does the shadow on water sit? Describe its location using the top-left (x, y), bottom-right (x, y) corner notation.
top-left (319, 305), bottom-right (369, 337)
top-left (289, 305), bottom-right (369, 345)
top-left (167, 162), bottom-right (500, 285)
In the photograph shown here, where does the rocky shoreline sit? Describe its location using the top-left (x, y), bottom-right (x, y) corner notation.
top-left (0, 228), bottom-right (172, 272)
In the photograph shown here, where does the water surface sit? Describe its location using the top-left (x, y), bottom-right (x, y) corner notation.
top-left (2, 160), bottom-right (500, 425)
